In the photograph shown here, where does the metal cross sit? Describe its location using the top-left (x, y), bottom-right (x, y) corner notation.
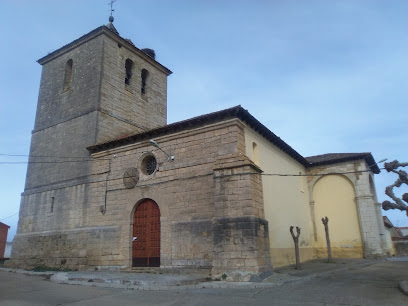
top-left (109, 0), bottom-right (117, 17)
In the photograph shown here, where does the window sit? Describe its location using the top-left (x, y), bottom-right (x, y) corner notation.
top-left (63, 59), bottom-right (73, 90)
top-left (141, 69), bottom-right (149, 94)
top-left (141, 155), bottom-right (157, 175)
top-left (125, 59), bottom-right (134, 85)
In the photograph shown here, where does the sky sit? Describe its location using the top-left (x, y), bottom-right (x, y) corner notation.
top-left (0, 0), bottom-right (407, 241)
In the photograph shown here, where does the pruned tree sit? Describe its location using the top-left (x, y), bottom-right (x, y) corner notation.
top-left (381, 160), bottom-right (408, 216)
top-left (321, 217), bottom-right (332, 263)
top-left (290, 226), bottom-right (301, 269)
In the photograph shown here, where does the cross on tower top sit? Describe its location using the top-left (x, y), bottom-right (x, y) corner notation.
top-left (109, 0), bottom-right (116, 22)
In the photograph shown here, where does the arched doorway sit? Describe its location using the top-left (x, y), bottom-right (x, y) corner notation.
top-left (132, 199), bottom-right (160, 267)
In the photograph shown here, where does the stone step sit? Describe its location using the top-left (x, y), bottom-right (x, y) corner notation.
top-left (121, 267), bottom-right (211, 276)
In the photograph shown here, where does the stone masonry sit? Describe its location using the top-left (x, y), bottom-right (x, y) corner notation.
top-left (8, 25), bottom-right (171, 270)
top-left (85, 119), bottom-right (272, 280)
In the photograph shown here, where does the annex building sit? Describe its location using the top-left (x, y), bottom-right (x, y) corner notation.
top-left (7, 20), bottom-right (391, 280)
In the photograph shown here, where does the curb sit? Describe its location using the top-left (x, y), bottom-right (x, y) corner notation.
top-left (0, 267), bottom-right (55, 277)
top-left (50, 272), bottom-right (211, 290)
top-left (49, 274), bottom-right (280, 290)
top-left (399, 281), bottom-right (408, 296)
top-left (0, 259), bottom-right (392, 291)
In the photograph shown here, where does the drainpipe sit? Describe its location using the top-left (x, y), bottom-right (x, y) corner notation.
top-left (101, 157), bottom-right (125, 214)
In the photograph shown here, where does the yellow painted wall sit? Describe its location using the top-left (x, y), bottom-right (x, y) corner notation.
top-left (244, 127), bottom-right (314, 267)
top-left (384, 229), bottom-right (396, 256)
top-left (313, 175), bottom-right (363, 257)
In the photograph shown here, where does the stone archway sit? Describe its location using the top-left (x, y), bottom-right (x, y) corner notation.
top-left (132, 199), bottom-right (160, 267)
top-left (312, 174), bottom-right (364, 258)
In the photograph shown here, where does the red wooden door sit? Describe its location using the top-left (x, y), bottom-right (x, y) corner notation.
top-left (132, 200), bottom-right (160, 267)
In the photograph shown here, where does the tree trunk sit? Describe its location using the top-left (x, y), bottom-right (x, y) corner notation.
top-left (290, 226), bottom-right (301, 269)
top-left (322, 217), bottom-right (332, 263)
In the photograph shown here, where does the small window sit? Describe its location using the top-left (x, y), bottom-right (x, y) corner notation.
top-left (63, 59), bottom-right (73, 90)
top-left (141, 155), bottom-right (157, 175)
top-left (125, 59), bottom-right (134, 85)
top-left (141, 69), bottom-right (149, 94)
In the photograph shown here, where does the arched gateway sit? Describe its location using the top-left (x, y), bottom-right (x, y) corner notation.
top-left (132, 199), bottom-right (160, 267)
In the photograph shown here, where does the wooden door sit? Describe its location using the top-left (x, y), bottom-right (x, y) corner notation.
top-left (132, 199), bottom-right (160, 267)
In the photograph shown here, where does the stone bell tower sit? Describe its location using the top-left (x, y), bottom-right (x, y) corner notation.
top-left (25, 20), bottom-right (172, 190)
top-left (8, 19), bottom-right (172, 269)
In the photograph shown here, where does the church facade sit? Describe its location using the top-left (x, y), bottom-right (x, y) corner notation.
top-left (7, 22), bottom-right (391, 280)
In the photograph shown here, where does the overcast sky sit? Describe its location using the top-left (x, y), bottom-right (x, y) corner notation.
top-left (0, 0), bottom-right (407, 241)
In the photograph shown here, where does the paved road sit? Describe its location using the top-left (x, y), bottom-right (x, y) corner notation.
top-left (1, 261), bottom-right (407, 305)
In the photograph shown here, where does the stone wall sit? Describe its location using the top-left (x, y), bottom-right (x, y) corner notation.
top-left (26, 34), bottom-right (105, 189)
top-left (33, 36), bottom-right (104, 132)
top-left (211, 154), bottom-right (271, 280)
top-left (17, 184), bottom-right (90, 234)
top-left (97, 34), bottom-right (169, 143)
top-left (25, 28), bottom-right (170, 193)
top-left (393, 241), bottom-right (408, 256)
top-left (25, 114), bottom-right (97, 190)
top-left (8, 226), bottom-right (120, 270)
top-left (171, 220), bottom-right (213, 267)
top-left (8, 183), bottom-right (94, 269)
top-left (10, 28), bottom-right (172, 270)
top-left (88, 120), bottom-right (245, 267)
top-left (212, 216), bottom-right (270, 281)
top-left (86, 119), bottom-right (271, 278)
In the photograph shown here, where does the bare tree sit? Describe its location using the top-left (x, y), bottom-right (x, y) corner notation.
top-left (381, 160), bottom-right (408, 215)
top-left (290, 226), bottom-right (301, 269)
top-left (322, 217), bottom-right (332, 263)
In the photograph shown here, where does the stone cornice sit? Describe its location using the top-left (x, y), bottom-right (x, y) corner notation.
top-left (38, 26), bottom-right (172, 76)
top-left (213, 153), bottom-right (262, 173)
top-left (90, 118), bottom-right (244, 158)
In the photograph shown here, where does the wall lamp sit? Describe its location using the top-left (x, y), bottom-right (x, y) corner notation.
top-left (149, 139), bottom-right (175, 161)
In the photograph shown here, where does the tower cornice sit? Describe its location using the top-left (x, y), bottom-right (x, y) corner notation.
top-left (37, 26), bottom-right (172, 76)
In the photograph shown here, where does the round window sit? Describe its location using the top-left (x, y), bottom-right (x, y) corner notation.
top-left (141, 155), bottom-right (157, 175)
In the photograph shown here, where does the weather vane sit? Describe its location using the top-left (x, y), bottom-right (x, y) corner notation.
top-left (109, 0), bottom-right (117, 22)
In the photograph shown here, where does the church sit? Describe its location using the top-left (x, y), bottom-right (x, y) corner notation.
top-left (7, 18), bottom-right (391, 281)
